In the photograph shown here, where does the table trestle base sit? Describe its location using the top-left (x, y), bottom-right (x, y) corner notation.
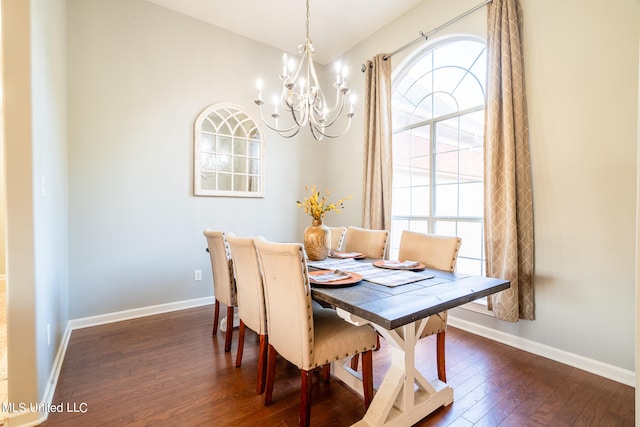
top-left (334, 309), bottom-right (454, 426)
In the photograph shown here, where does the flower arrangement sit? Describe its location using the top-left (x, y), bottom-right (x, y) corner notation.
top-left (296, 185), bottom-right (352, 221)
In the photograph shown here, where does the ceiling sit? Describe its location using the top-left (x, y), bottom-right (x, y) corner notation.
top-left (145, 0), bottom-right (423, 65)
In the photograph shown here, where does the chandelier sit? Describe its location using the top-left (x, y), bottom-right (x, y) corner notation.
top-left (254, 0), bottom-right (355, 141)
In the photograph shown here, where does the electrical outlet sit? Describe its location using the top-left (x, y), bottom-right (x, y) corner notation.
top-left (194, 270), bottom-right (202, 281)
top-left (47, 323), bottom-right (51, 347)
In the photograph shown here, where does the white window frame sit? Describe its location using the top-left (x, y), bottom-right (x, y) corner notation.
top-left (390, 36), bottom-right (492, 315)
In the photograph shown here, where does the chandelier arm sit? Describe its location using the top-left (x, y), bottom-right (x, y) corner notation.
top-left (257, 105), bottom-right (304, 134)
top-left (310, 116), bottom-right (354, 139)
top-left (278, 127), bottom-right (302, 138)
top-left (321, 85), bottom-right (346, 117)
top-left (311, 95), bottom-right (347, 129)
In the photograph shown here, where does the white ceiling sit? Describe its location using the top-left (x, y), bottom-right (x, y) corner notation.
top-left (145, 0), bottom-right (423, 65)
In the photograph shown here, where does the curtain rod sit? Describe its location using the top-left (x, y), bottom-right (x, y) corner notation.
top-left (361, 0), bottom-right (492, 72)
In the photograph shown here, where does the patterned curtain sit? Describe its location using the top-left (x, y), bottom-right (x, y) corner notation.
top-left (484, 0), bottom-right (535, 321)
top-left (362, 54), bottom-right (393, 231)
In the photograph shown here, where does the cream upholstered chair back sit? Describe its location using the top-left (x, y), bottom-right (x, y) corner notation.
top-left (203, 230), bottom-right (236, 306)
top-left (396, 230), bottom-right (462, 383)
top-left (256, 238), bottom-right (378, 424)
top-left (342, 226), bottom-right (389, 259)
top-left (328, 226), bottom-right (347, 251)
top-left (255, 238), bottom-right (315, 368)
top-left (397, 230), bottom-right (462, 272)
top-left (226, 236), bottom-right (266, 336)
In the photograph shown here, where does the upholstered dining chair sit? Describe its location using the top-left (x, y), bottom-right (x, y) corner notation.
top-left (203, 229), bottom-right (237, 353)
top-left (342, 226), bottom-right (389, 259)
top-left (254, 238), bottom-right (378, 427)
top-left (226, 236), bottom-right (268, 394)
top-left (328, 226), bottom-right (347, 252)
top-left (398, 230), bottom-right (462, 382)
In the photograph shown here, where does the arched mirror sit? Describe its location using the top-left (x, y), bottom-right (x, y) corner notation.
top-left (194, 103), bottom-right (265, 197)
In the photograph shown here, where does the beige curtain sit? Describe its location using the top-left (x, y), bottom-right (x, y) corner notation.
top-left (484, 0), bottom-right (535, 321)
top-left (362, 54), bottom-right (393, 231)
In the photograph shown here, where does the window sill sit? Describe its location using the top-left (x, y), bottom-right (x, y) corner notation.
top-left (459, 300), bottom-right (495, 317)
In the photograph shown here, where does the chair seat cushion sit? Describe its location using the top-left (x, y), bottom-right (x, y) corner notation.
top-left (309, 308), bottom-right (378, 369)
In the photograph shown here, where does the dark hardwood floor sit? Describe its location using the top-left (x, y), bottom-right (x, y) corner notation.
top-left (42, 305), bottom-right (634, 426)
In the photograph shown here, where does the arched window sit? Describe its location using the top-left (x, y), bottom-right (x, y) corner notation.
top-left (194, 104), bottom-right (265, 197)
top-left (390, 37), bottom-right (486, 275)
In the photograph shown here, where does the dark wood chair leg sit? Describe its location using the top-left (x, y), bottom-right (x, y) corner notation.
top-left (437, 330), bottom-right (446, 382)
top-left (224, 305), bottom-right (234, 352)
top-left (235, 320), bottom-right (246, 367)
top-left (212, 299), bottom-right (220, 336)
top-left (264, 344), bottom-right (277, 405)
top-left (361, 350), bottom-right (374, 409)
top-left (350, 354), bottom-right (359, 371)
top-left (256, 334), bottom-right (268, 394)
top-left (321, 364), bottom-right (330, 381)
top-left (299, 369), bottom-right (312, 427)
top-left (351, 334), bottom-right (380, 371)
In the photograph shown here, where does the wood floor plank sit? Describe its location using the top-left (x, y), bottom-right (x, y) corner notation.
top-left (40, 306), bottom-right (634, 426)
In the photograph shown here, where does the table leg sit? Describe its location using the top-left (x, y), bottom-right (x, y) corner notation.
top-left (334, 309), bottom-right (453, 426)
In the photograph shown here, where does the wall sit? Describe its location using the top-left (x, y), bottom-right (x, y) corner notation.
top-left (331, 0), bottom-right (640, 374)
top-left (31, 0), bottom-right (69, 404)
top-left (3, 0), bottom-right (69, 419)
top-left (67, 0), bottom-right (334, 319)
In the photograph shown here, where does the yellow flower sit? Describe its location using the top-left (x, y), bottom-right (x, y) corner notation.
top-left (296, 185), bottom-right (352, 221)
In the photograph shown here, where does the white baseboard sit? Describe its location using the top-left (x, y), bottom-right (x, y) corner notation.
top-left (448, 315), bottom-right (635, 387)
top-left (4, 322), bottom-right (73, 427)
top-left (68, 296), bottom-right (214, 330)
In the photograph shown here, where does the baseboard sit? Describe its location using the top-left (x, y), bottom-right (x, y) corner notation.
top-left (3, 318), bottom-right (73, 427)
top-left (68, 296), bottom-right (214, 330)
top-left (448, 315), bottom-right (635, 387)
top-left (3, 297), bottom-right (214, 427)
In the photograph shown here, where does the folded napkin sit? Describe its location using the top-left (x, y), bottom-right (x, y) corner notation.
top-left (310, 270), bottom-right (352, 283)
top-left (382, 260), bottom-right (420, 268)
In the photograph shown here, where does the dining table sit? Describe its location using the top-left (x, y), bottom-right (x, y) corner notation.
top-left (307, 256), bottom-right (510, 427)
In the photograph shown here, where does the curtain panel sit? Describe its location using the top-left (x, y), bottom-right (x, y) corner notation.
top-left (484, 0), bottom-right (535, 321)
top-left (362, 54), bottom-right (393, 232)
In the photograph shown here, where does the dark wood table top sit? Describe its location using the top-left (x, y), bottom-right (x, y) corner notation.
top-left (311, 264), bottom-right (510, 330)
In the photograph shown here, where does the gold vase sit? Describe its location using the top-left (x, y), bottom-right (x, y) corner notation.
top-left (303, 219), bottom-right (330, 261)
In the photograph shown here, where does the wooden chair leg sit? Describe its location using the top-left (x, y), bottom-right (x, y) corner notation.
top-left (300, 369), bottom-right (312, 427)
top-left (437, 330), bottom-right (446, 382)
top-left (256, 334), bottom-right (268, 394)
top-left (321, 364), bottom-right (330, 381)
top-left (351, 335), bottom-right (379, 371)
top-left (212, 299), bottom-right (220, 336)
top-left (361, 350), bottom-right (374, 409)
top-left (350, 354), bottom-right (359, 371)
top-left (264, 344), bottom-right (277, 405)
top-left (224, 305), bottom-right (234, 352)
top-left (235, 320), bottom-right (246, 367)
